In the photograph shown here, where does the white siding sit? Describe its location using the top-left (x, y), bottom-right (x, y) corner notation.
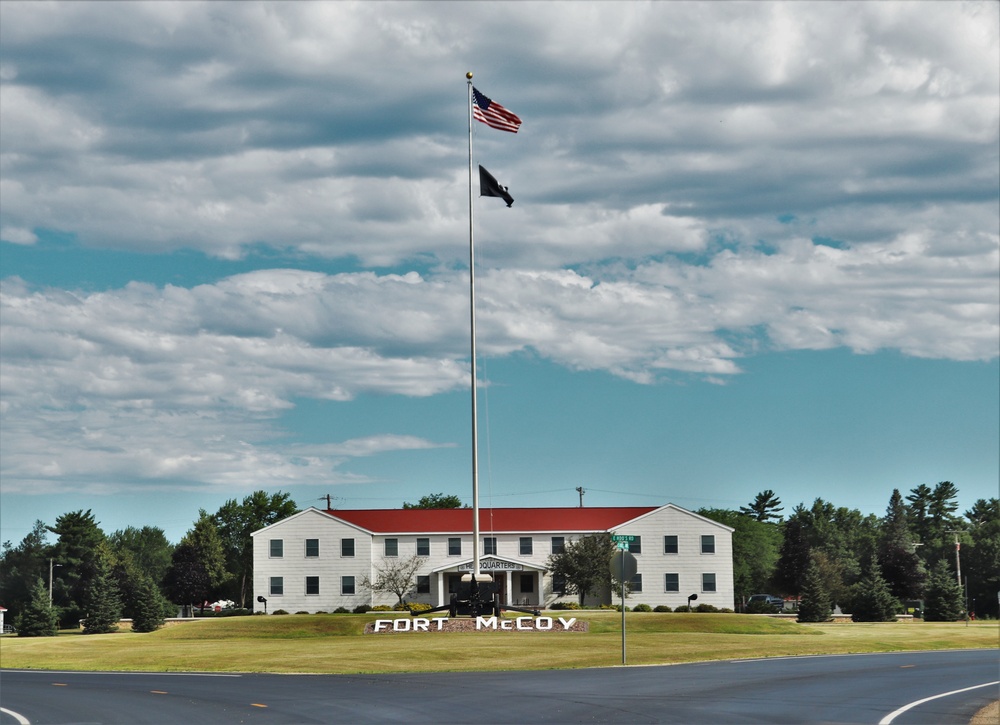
top-left (251, 505), bottom-right (734, 613)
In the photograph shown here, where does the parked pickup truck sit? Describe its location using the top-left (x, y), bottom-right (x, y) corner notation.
top-left (747, 594), bottom-right (784, 610)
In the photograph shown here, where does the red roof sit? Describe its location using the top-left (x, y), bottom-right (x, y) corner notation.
top-left (324, 506), bottom-right (658, 534)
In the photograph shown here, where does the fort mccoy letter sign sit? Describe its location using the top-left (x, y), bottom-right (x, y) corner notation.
top-left (365, 616), bottom-right (588, 634)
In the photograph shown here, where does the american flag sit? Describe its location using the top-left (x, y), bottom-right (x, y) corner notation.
top-left (472, 87), bottom-right (522, 133)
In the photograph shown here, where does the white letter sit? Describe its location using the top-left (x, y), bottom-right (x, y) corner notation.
top-left (393, 619), bottom-right (410, 631)
top-left (435, 618), bottom-right (447, 630)
top-left (501, 619), bottom-right (513, 630)
top-left (558, 617), bottom-right (577, 630)
top-left (516, 616), bottom-right (532, 630)
top-left (374, 620), bottom-right (389, 632)
top-left (536, 617), bottom-right (553, 630)
top-left (477, 616), bottom-right (498, 630)
top-left (413, 618), bottom-right (429, 631)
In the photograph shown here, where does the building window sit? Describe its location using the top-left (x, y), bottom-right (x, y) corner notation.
top-left (449, 537), bottom-right (462, 556)
top-left (628, 536), bottom-right (642, 555)
top-left (342, 576), bottom-right (356, 595)
top-left (484, 537), bottom-right (497, 555)
top-left (520, 574), bottom-right (534, 593)
top-left (664, 535), bottom-right (678, 554)
top-left (385, 538), bottom-right (398, 557)
top-left (417, 575), bottom-right (430, 594)
top-left (519, 537), bottom-right (533, 556)
top-left (305, 539), bottom-right (320, 558)
top-left (269, 577), bottom-right (283, 596)
top-left (701, 535), bottom-right (715, 554)
top-left (665, 573), bottom-right (679, 592)
top-left (417, 538), bottom-right (430, 556)
top-left (551, 536), bottom-right (565, 554)
top-left (630, 573), bottom-right (643, 593)
top-left (553, 573), bottom-right (567, 594)
top-left (342, 538), bottom-right (355, 557)
top-left (702, 573), bottom-right (716, 592)
top-left (269, 539), bottom-right (283, 558)
top-left (306, 576), bottom-right (320, 595)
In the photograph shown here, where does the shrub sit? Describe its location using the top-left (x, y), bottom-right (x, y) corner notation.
top-left (371, 605), bottom-right (393, 612)
top-left (632, 603), bottom-right (653, 612)
top-left (406, 602), bottom-right (433, 613)
top-left (294, 611), bottom-right (310, 615)
top-left (334, 607), bottom-right (350, 614)
top-left (272, 609), bottom-right (289, 615)
top-left (550, 601), bottom-right (581, 610)
top-left (654, 605), bottom-right (672, 613)
top-left (673, 605), bottom-right (691, 612)
top-left (695, 603), bottom-right (719, 613)
top-left (718, 608), bottom-right (734, 613)
top-left (353, 605), bottom-right (369, 614)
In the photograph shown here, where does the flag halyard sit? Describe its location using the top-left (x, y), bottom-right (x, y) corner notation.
top-left (472, 87), bottom-right (522, 133)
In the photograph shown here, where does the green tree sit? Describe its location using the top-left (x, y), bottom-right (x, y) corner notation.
top-left (82, 548), bottom-right (122, 634)
top-left (772, 506), bottom-right (812, 594)
top-left (47, 510), bottom-right (106, 625)
top-left (15, 578), bottom-right (59, 637)
top-left (850, 557), bottom-right (898, 622)
top-left (361, 555), bottom-right (424, 606)
top-left (402, 493), bottom-right (467, 509)
top-left (183, 512), bottom-right (228, 592)
top-left (162, 541), bottom-right (212, 616)
top-left (547, 534), bottom-right (618, 606)
top-left (877, 489), bottom-right (925, 599)
top-left (130, 575), bottom-right (166, 632)
top-left (961, 498), bottom-right (999, 619)
top-left (739, 490), bottom-right (784, 522)
top-left (212, 491), bottom-right (297, 608)
top-left (108, 526), bottom-right (174, 587)
top-left (699, 508), bottom-right (781, 604)
top-left (0, 520), bottom-right (51, 627)
top-left (923, 560), bottom-right (965, 621)
top-left (797, 558), bottom-right (832, 623)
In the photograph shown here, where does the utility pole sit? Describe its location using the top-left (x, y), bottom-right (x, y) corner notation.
top-left (576, 487), bottom-right (585, 507)
top-left (946, 531), bottom-right (962, 585)
top-left (48, 558), bottom-right (62, 607)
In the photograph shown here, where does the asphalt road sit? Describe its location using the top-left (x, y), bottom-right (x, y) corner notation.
top-left (1, 650), bottom-right (997, 724)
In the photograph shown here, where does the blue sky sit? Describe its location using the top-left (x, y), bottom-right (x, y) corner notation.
top-left (1, 1), bottom-right (997, 546)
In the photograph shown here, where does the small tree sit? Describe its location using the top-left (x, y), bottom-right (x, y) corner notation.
top-left (923, 560), bottom-right (964, 621)
top-left (797, 559), bottom-right (832, 623)
top-left (15, 578), bottom-right (59, 637)
top-left (850, 557), bottom-right (897, 622)
top-left (82, 555), bottom-right (122, 634)
top-left (131, 575), bottom-right (166, 633)
top-left (362, 555), bottom-right (423, 606)
top-left (548, 534), bottom-right (617, 606)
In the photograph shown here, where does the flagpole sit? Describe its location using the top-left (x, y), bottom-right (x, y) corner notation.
top-left (466, 72), bottom-right (481, 581)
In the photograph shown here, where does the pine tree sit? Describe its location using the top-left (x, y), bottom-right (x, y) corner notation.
top-left (878, 489), bottom-right (925, 599)
top-left (15, 578), bottom-right (59, 637)
top-left (131, 575), bottom-right (166, 633)
top-left (739, 490), bottom-right (785, 522)
top-left (850, 557), bottom-right (898, 622)
top-left (797, 559), bottom-right (832, 623)
top-left (82, 553), bottom-right (122, 634)
top-left (923, 560), bottom-right (964, 621)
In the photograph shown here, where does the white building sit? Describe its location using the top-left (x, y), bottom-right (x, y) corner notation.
top-left (251, 505), bottom-right (734, 612)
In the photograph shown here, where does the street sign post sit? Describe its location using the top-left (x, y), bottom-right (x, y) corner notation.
top-left (609, 549), bottom-right (638, 665)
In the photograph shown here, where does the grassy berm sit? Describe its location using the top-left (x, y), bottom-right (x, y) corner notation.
top-left (0, 613), bottom-right (995, 675)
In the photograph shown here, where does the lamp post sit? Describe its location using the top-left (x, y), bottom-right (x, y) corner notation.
top-left (48, 558), bottom-right (63, 607)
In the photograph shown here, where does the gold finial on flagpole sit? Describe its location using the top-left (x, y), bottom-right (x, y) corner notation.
top-left (466, 72), bottom-right (473, 79)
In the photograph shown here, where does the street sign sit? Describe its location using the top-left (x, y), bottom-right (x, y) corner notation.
top-left (610, 534), bottom-right (635, 543)
top-left (616, 542), bottom-right (629, 550)
top-left (609, 551), bottom-right (638, 580)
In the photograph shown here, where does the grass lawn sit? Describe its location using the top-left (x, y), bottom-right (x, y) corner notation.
top-left (1, 613), bottom-right (995, 675)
